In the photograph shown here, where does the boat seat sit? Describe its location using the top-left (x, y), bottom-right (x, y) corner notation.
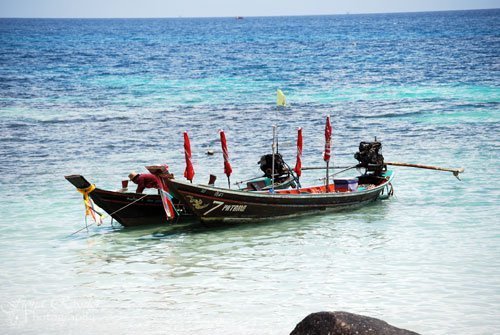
top-left (247, 180), bottom-right (267, 191)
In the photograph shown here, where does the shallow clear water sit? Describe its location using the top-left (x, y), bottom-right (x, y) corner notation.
top-left (0, 10), bottom-right (499, 334)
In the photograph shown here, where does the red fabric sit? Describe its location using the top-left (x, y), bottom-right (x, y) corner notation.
top-left (294, 127), bottom-right (303, 177)
top-left (160, 189), bottom-right (176, 220)
top-left (135, 173), bottom-right (160, 193)
top-left (323, 116), bottom-right (332, 162)
top-left (156, 164), bottom-right (170, 192)
top-left (183, 131), bottom-right (195, 181)
top-left (219, 130), bottom-right (232, 177)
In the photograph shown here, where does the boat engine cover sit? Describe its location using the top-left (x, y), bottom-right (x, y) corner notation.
top-left (354, 141), bottom-right (385, 174)
top-left (259, 153), bottom-right (287, 178)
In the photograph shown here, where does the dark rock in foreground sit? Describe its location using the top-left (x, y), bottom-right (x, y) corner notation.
top-left (290, 311), bottom-right (420, 335)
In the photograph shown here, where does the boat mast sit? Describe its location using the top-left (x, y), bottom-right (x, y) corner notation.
top-left (324, 115), bottom-right (332, 192)
top-left (271, 125), bottom-right (277, 191)
top-left (272, 89), bottom-right (286, 193)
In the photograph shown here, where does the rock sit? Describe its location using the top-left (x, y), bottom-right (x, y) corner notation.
top-left (290, 311), bottom-right (420, 335)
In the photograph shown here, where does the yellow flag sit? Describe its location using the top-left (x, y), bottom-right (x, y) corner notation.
top-left (277, 89), bottom-right (286, 107)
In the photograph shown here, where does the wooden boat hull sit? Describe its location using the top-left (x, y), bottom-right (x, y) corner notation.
top-left (65, 175), bottom-right (193, 227)
top-left (167, 172), bottom-right (394, 223)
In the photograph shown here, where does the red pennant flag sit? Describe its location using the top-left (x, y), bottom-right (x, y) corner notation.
top-left (219, 130), bottom-right (232, 177)
top-left (183, 131), bottom-right (195, 182)
top-left (294, 127), bottom-right (303, 177)
top-left (323, 116), bottom-right (332, 162)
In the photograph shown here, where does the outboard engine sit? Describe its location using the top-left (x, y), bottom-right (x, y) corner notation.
top-left (259, 153), bottom-right (287, 179)
top-left (354, 141), bottom-right (386, 175)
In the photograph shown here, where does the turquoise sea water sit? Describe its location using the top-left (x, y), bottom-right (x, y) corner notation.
top-left (1, 10), bottom-right (499, 334)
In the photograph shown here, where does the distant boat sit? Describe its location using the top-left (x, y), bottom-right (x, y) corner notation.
top-left (235, 16), bottom-right (244, 20)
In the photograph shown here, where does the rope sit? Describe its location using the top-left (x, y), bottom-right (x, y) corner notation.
top-left (283, 161), bottom-right (301, 189)
top-left (68, 192), bottom-right (150, 237)
top-left (105, 193), bottom-right (149, 217)
top-left (318, 165), bottom-right (359, 181)
top-left (67, 221), bottom-right (95, 237)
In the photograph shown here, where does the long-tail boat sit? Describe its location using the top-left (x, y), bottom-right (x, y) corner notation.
top-left (166, 170), bottom-right (394, 224)
top-left (65, 169), bottom-right (297, 227)
top-left (166, 117), bottom-right (396, 224)
top-left (165, 134), bottom-right (464, 224)
top-left (66, 106), bottom-right (463, 229)
top-left (64, 174), bottom-right (195, 227)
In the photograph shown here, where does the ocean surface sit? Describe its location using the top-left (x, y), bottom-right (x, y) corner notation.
top-left (1, 10), bottom-right (499, 334)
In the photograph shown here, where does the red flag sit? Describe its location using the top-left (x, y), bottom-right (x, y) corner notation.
top-left (294, 127), bottom-right (303, 177)
top-left (219, 130), bottom-right (232, 177)
top-left (183, 131), bottom-right (195, 182)
top-left (323, 115), bottom-right (332, 162)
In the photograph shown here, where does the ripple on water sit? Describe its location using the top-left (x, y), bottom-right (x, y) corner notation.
top-left (1, 11), bottom-right (500, 335)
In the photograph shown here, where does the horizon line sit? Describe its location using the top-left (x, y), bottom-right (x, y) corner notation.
top-left (0, 7), bottom-right (498, 20)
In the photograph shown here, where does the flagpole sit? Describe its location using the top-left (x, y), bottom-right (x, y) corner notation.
top-left (326, 160), bottom-right (330, 191)
top-left (294, 127), bottom-right (303, 188)
top-left (271, 124), bottom-right (276, 192)
top-left (324, 115), bottom-right (332, 193)
top-left (275, 102), bottom-right (279, 155)
top-left (273, 89), bottom-right (286, 193)
top-left (276, 89), bottom-right (286, 155)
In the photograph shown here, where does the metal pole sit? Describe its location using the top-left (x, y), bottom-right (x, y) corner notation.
top-left (301, 165), bottom-right (351, 170)
top-left (325, 161), bottom-right (330, 192)
top-left (271, 125), bottom-right (276, 192)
